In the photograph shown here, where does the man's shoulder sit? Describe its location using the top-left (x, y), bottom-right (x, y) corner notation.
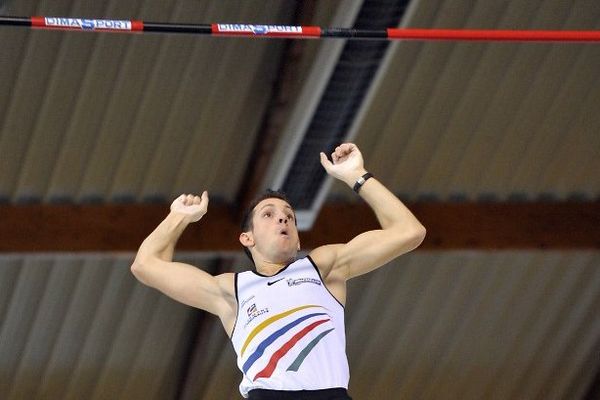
top-left (214, 272), bottom-right (236, 295)
top-left (308, 244), bottom-right (344, 279)
top-left (216, 271), bottom-right (236, 279)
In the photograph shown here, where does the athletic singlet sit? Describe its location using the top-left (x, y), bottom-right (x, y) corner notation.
top-left (230, 256), bottom-right (349, 398)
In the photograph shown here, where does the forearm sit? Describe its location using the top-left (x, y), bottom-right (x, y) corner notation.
top-left (136, 212), bottom-right (190, 263)
top-left (319, 144), bottom-right (425, 279)
top-left (348, 175), bottom-right (424, 233)
top-left (321, 143), bottom-right (424, 234)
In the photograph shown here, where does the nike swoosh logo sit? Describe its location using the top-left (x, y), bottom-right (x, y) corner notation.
top-left (267, 278), bottom-right (285, 286)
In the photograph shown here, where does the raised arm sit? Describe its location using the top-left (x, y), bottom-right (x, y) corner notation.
top-left (130, 193), bottom-right (236, 334)
top-left (310, 144), bottom-right (426, 282)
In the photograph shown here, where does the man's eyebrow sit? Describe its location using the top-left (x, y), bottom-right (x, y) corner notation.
top-left (258, 203), bottom-right (293, 211)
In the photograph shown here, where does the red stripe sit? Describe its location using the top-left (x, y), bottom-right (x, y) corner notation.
top-left (253, 319), bottom-right (329, 381)
top-left (31, 16), bottom-right (45, 27)
top-left (387, 28), bottom-right (600, 42)
top-left (131, 20), bottom-right (144, 32)
top-left (301, 26), bottom-right (321, 37)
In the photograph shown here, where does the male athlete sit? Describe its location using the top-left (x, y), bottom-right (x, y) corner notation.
top-left (131, 143), bottom-right (426, 399)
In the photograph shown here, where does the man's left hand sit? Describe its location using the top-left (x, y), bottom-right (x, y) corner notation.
top-left (320, 143), bottom-right (368, 187)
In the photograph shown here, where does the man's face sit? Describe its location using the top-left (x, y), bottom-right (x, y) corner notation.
top-left (245, 197), bottom-right (300, 263)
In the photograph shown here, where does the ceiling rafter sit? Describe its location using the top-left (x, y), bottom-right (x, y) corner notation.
top-left (1, 201), bottom-right (598, 252)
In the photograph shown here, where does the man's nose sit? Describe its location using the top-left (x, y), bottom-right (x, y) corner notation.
top-left (278, 216), bottom-right (288, 224)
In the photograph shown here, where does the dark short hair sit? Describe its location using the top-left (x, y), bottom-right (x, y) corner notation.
top-left (240, 189), bottom-right (296, 263)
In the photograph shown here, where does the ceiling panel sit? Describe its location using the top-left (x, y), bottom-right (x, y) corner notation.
top-left (331, 0), bottom-right (600, 202)
top-left (1, 1), bottom-right (599, 399)
top-left (0, 0), bottom-right (297, 204)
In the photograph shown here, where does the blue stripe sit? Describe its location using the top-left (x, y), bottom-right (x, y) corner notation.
top-left (242, 312), bottom-right (327, 373)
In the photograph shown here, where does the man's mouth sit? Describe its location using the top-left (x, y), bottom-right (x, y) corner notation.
top-left (279, 229), bottom-right (288, 236)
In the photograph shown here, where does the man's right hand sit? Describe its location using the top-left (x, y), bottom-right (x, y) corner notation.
top-left (170, 192), bottom-right (209, 223)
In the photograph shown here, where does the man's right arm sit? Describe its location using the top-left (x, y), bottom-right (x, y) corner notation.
top-left (130, 193), bottom-right (236, 332)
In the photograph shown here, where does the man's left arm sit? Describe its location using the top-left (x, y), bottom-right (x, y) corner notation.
top-left (310, 143), bottom-right (426, 281)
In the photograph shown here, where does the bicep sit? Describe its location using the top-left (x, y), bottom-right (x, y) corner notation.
top-left (131, 258), bottom-right (233, 317)
top-left (333, 227), bottom-right (424, 279)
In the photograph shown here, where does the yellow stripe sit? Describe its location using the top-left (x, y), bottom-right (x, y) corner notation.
top-left (241, 304), bottom-right (321, 356)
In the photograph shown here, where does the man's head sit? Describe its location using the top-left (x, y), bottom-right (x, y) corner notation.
top-left (239, 190), bottom-right (300, 264)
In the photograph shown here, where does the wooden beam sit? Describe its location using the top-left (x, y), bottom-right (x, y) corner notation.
top-left (306, 201), bottom-right (600, 250)
top-left (0, 201), bottom-right (598, 252)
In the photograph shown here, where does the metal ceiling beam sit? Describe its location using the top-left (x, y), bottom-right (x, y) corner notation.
top-left (1, 201), bottom-right (599, 252)
top-left (260, 0), bottom-right (365, 230)
top-left (260, 0), bottom-right (413, 231)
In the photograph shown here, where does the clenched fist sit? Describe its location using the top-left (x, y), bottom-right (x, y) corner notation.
top-left (170, 192), bottom-right (209, 223)
top-left (319, 143), bottom-right (367, 187)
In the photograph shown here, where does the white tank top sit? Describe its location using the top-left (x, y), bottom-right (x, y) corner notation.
top-left (230, 256), bottom-right (349, 398)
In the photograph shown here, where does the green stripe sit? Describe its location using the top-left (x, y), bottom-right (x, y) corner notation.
top-left (286, 328), bottom-right (335, 372)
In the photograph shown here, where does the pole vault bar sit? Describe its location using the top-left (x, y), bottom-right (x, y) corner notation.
top-left (1, 15), bottom-right (600, 42)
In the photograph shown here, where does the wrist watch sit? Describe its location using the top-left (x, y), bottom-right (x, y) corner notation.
top-left (353, 172), bottom-right (373, 193)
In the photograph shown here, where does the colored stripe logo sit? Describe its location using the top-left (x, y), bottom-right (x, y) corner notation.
top-left (253, 319), bottom-right (330, 381)
top-left (241, 305), bottom-right (321, 356)
top-left (242, 312), bottom-right (328, 373)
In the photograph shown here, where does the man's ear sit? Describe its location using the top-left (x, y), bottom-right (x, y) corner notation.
top-left (239, 231), bottom-right (254, 248)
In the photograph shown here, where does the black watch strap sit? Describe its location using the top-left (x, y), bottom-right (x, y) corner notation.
top-left (353, 172), bottom-right (373, 193)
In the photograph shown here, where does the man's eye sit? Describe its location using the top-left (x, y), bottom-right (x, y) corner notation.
top-left (263, 212), bottom-right (271, 217)
top-left (288, 214), bottom-right (294, 220)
